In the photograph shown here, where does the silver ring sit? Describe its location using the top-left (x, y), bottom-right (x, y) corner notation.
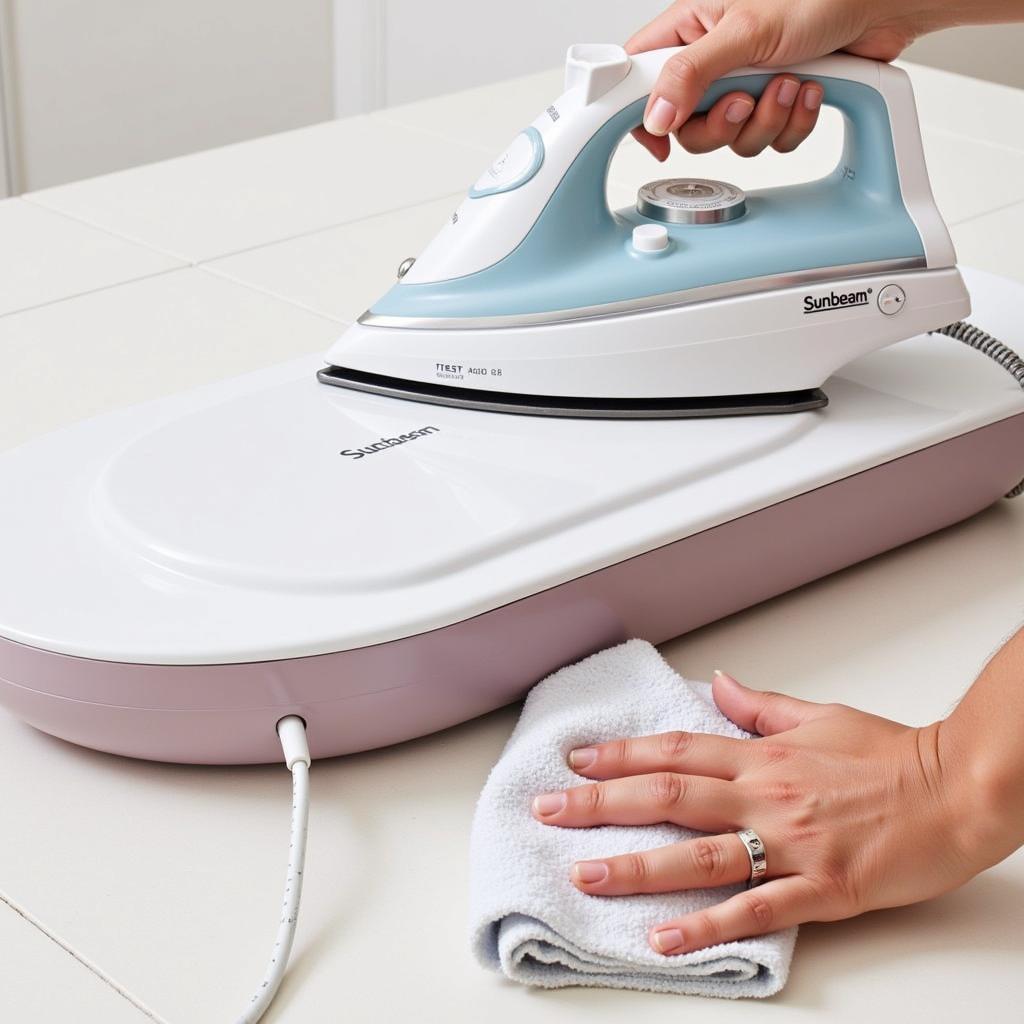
top-left (736, 828), bottom-right (767, 888)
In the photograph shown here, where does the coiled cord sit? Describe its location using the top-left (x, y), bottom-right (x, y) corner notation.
top-left (933, 321), bottom-right (1024, 498)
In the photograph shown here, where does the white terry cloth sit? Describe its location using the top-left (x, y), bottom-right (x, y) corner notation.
top-left (469, 639), bottom-right (797, 998)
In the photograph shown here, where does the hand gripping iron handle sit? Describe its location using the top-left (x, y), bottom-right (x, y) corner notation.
top-left (569, 45), bottom-right (935, 224)
top-left (400, 44), bottom-right (954, 285)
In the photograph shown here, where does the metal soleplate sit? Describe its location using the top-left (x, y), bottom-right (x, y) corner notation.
top-left (317, 365), bottom-right (828, 419)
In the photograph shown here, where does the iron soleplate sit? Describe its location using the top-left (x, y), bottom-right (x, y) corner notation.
top-left (317, 365), bottom-right (828, 419)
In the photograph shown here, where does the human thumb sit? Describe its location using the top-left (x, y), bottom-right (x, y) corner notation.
top-left (711, 670), bottom-right (824, 736)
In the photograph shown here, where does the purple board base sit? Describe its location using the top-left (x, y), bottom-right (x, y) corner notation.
top-left (2, 413), bottom-right (1023, 764)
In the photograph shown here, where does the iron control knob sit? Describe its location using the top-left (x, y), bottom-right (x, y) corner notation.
top-left (632, 224), bottom-right (669, 252)
top-left (637, 178), bottom-right (747, 224)
top-left (877, 283), bottom-right (906, 315)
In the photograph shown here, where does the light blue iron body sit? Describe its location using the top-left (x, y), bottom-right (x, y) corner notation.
top-left (370, 75), bottom-right (925, 319)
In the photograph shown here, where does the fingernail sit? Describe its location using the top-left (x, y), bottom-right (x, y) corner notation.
top-left (644, 96), bottom-right (677, 136)
top-left (568, 747), bottom-right (597, 770)
top-left (652, 927), bottom-right (685, 954)
top-left (574, 861), bottom-right (609, 884)
top-left (724, 98), bottom-right (754, 124)
top-left (777, 78), bottom-right (799, 108)
top-left (804, 87), bottom-right (823, 111)
top-left (533, 792), bottom-right (567, 816)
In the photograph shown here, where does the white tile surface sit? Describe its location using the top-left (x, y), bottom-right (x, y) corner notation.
top-left (204, 194), bottom-right (460, 323)
top-left (953, 200), bottom-right (1024, 285)
top-left (0, 269), bottom-right (339, 451)
top-left (26, 116), bottom-right (491, 263)
top-left (0, 199), bottom-right (182, 317)
top-left (922, 129), bottom-right (1024, 225)
top-left (3, 57), bottom-right (1024, 1024)
top-left (0, 899), bottom-right (151, 1023)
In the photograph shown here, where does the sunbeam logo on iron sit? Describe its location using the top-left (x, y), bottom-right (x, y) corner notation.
top-left (802, 287), bottom-right (872, 314)
top-left (340, 426), bottom-right (440, 460)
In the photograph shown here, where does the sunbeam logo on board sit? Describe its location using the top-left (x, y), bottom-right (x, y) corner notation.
top-left (803, 287), bottom-right (872, 314)
top-left (341, 426), bottom-right (440, 460)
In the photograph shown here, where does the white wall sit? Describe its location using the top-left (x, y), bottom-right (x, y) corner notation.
top-left (365, 3), bottom-right (1024, 106)
top-left (905, 25), bottom-right (1024, 90)
top-left (377, 0), bottom-right (664, 105)
top-left (2, 0), bottom-right (334, 191)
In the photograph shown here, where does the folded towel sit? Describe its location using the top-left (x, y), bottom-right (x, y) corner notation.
top-left (469, 639), bottom-right (797, 998)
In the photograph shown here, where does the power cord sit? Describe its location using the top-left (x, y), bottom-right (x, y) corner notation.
top-left (234, 716), bottom-right (311, 1024)
top-left (934, 320), bottom-right (1024, 498)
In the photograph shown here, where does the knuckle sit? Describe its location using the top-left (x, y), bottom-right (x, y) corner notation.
top-left (725, 8), bottom-right (783, 64)
top-left (810, 853), bottom-right (862, 914)
top-left (771, 136), bottom-right (799, 154)
top-left (609, 737), bottom-right (632, 768)
top-left (726, 6), bottom-right (766, 40)
top-left (754, 693), bottom-right (786, 735)
top-left (784, 813), bottom-right (820, 843)
top-left (766, 780), bottom-right (801, 806)
top-left (579, 783), bottom-right (605, 815)
top-left (624, 851), bottom-right (651, 885)
top-left (690, 837), bottom-right (727, 883)
top-left (648, 771), bottom-right (686, 809)
top-left (692, 910), bottom-right (722, 948)
top-left (741, 891), bottom-right (776, 932)
top-left (662, 51), bottom-right (703, 94)
top-left (757, 742), bottom-right (792, 767)
top-left (659, 730), bottom-right (693, 761)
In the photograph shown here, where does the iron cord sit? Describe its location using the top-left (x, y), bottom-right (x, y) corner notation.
top-left (235, 716), bottom-right (311, 1024)
top-left (933, 321), bottom-right (1024, 498)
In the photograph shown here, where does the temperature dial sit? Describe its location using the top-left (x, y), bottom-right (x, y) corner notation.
top-left (637, 178), bottom-right (747, 224)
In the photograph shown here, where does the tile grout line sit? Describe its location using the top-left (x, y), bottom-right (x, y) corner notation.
top-left (199, 264), bottom-right (348, 324)
top-left (0, 889), bottom-right (173, 1024)
top-left (948, 194), bottom-right (1024, 229)
top-left (21, 195), bottom-right (192, 264)
top-left (921, 120), bottom-right (1024, 159)
top-left (23, 188), bottom-right (470, 272)
top-left (0, 265), bottom-right (189, 322)
top-left (4, 188), bottom-right (468, 323)
top-left (193, 189), bottom-right (468, 267)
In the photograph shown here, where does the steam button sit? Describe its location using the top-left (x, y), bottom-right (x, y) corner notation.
top-left (632, 224), bottom-right (669, 253)
top-left (878, 284), bottom-right (906, 315)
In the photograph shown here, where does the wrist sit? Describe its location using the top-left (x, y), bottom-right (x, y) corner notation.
top-left (934, 712), bottom-right (1024, 870)
top-left (867, 2), bottom-right (970, 43)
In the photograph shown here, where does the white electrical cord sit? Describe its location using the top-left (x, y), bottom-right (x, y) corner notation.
top-left (234, 716), bottom-right (311, 1024)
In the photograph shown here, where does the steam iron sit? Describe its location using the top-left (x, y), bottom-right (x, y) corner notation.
top-left (320, 45), bottom-right (970, 417)
top-left (1, 44), bottom-right (1023, 767)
